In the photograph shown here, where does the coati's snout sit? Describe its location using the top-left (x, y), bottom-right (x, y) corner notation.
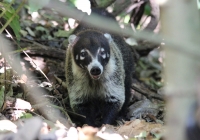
top-left (90, 67), bottom-right (101, 76)
top-left (89, 66), bottom-right (102, 80)
top-left (68, 31), bottom-right (111, 80)
top-left (87, 59), bottom-right (103, 80)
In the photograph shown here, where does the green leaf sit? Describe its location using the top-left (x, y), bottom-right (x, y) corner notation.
top-left (0, 2), bottom-right (21, 40)
top-left (144, 3), bottom-right (151, 16)
top-left (5, 12), bottom-right (20, 40)
top-left (54, 30), bottom-right (73, 37)
top-left (20, 113), bottom-right (33, 119)
top-left (124, 15), bottom-right (130, 24)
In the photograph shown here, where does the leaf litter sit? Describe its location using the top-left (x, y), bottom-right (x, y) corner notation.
top-left (0, 2), bottom-right (165, 140)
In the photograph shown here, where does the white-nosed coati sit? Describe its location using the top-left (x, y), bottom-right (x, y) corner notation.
top-left (65, 8), bottom-right (134, 126)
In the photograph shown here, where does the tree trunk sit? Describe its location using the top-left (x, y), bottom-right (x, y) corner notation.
top-left (161, 0), bottom-right (200, 140)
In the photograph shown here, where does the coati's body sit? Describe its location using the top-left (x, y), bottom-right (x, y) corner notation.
top-left (65, 9), bottom-right (134, 126)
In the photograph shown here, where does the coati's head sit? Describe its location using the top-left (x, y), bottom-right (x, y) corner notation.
top-left (68, 31), bottom-right (112, 80)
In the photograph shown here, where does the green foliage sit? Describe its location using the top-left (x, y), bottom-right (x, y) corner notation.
top-left (124, 15), bottom-right (130, 24)
top-left (0, 1), bottom-right (21, 40)
top-left (144, 3), bottom-right (151, 16)
top-left (54, 29), bottom-right (73, 38)
top-left (20, 113), bottom-right (33, 119)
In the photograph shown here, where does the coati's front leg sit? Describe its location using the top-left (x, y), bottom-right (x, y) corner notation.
top-left (102, 100), bottom-right (121, 125)
top-left (74, 103), bottom-right (96, 126)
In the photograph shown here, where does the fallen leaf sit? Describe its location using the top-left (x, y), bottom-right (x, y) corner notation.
top-left (0, 120), bottom-right (17, 133)
top-left (15, 98), bottom-right (32, 110)
top-left (116, 119), bottom-right (164, 138)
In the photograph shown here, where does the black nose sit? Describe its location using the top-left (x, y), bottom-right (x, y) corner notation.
top-left (90, 67), bottom-right (101, 76)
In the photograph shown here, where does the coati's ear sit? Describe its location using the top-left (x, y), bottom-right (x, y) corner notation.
top-left (104, 33), bottom-right (112, 43)
top-left (68, 35), bottom-right (79, 46)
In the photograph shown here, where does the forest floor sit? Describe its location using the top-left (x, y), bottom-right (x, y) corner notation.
top-left (0, 6), bottom-right (165, 140)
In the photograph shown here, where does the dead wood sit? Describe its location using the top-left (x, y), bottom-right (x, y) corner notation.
top-left (19, 42), bottom-right (65, 60)
top-left (132, 79), bottom-right (164, 101)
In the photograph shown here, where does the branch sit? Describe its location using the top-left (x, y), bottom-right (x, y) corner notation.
top-left (131, 78), bottom-right (164, 101)
top-left (19, 41), bottom-right (65, 60)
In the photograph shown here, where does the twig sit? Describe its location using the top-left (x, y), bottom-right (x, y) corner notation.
top-left (22, 50), bottom-right (52, 83)
top-left (54, 75), bottom-right (67, 89)
top-left (3, 31), bottom-right (52, 83)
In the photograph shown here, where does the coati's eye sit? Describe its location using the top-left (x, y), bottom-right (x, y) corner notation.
top-left (80, 50), bottom-right (87, 60)
top-left (99, 48), bottom-right (106, 59)
top-left (80, 52), bottom-right (86, 57)
top-left (100, 50), bottom-right (105, 56)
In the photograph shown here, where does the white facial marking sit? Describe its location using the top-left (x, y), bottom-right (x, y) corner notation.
top-left (76, 55), bottom-right (78, 60)
top-left (86, 49), bottom-right (92, 57)
top-left (102, 54), bottom-right (106, 59)
top-left (100, 47), bottom-right (106, 59)
top-left (80, 49), bottom-right (85, 60)
top-left (100, 48), bottom-right (105, 52)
